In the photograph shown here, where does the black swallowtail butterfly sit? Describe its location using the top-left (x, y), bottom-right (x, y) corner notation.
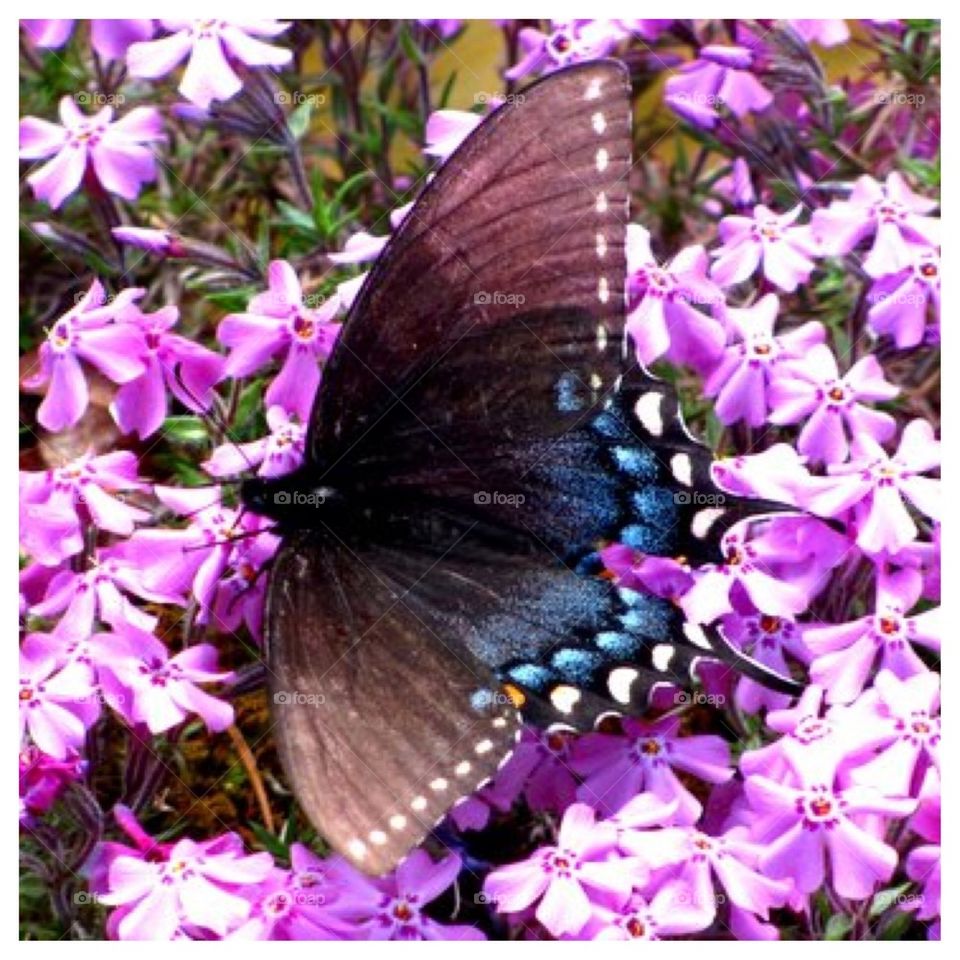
top-left (241, 60), bottom-right (799, 875)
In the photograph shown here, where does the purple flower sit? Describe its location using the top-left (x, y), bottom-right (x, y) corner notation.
top-left (744, 750), bottom-right (916, 900)
top-left (349, 851), bottom-right (484, 940)
top-left (625, 225), bottom-right (725, 373)
top-left (867, 245), bottom-right (941, 348)
top-left (804, 570), bottom-right (940, 703)
top-left (571, 715), bottom-right (733, 822)
top-left (227, 846), bottom-right (361, 940)
top-left (621, 824), bottom-right (792, 925)
top-left (97, 623), bottom-right (234, 734)
top-left (705, 294), bottom-right (825, 426)
top-left (218, 260), bottom-right (342, 420)
top-left (767, 346), bottom-right (898, 464)
top-left (19, 744), bottom-right (86, 821)
top-left (680, 526), bottom-right (812, 624)
top-left (845, 669), bottom-right (940, 795)
top-left (121, 486), bottom-right (279, 625)
top-left (484, 727), bottom-right (578, 815)
top-left (19, 451), bottom-right (151, 564)
top-left (787, 20), bottom-right (850, 47)
top-left (111, 304), bottom-right (225, 439)
top-left (100, 834), bottom-right (274, 939)
top-left (505, 20), bottom-right (626, 81)
top-left (711, 204), bottom-right (820, 291)
top-left (19, 649), bottom-right (93, 759)
top-left (722, 610), bottom-right (808, 713)
top-left (21, 280), bottom-right (148, 431)
top-left (203, 406), bottom-right (305, 479)
top-left (579, 885), bottom-right (708, 940)
top-left (484, 803), bottom-right (642, 938)
top-left (423, 110), bottom-right (483, 160)
top-left (27, 548), bottom-right (180, 639)
top-left (127, 20), bottom-right (293, 109)
top-left (21, 19), bottom-right (155, 59)
top-left (665, 45), bottom-right (773, 128)
top-left (803, 419), bottom-right (940, 554)
top-left (811, 172), bottom-right (939, 277)
top-left (20, 96), bottom-right (165, 208)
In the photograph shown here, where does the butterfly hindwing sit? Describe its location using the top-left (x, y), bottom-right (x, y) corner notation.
top-left (265, 533), bottom-right (522, 875)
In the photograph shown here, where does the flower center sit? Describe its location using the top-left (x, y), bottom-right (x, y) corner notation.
top-left (875, 201), bottom-right (905, 222)
top-left (392, 899), bottom-right (414, 922)
top-left (626, 918), bottom-right (647, 938)
top-left (827, 385), bottom-right (846, 403)
top-left (639, 738), bottom-right (661, 756)
top-left (919, 261), bottom-right (939, 279)
top-left (292, 312), bottom-right (316, 342)
top-left (49, 321), bottom-right (72, 351)
top-left (264, 891), bottom-right (292, 917)
top-left (759, 614), bottom-right (781, 634)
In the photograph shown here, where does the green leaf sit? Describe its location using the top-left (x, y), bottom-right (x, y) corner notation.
top-left (163, 416), bottom-right (210, 445)
top-left (250, 821), bottom-right (291, 860)
top-left (277, 200), bottom-right (317, 233)
top-left (287, 100), bottom-right (314, 141)
top-left (870, 882), bottom-right (913, 918)
top-left (824, 914), bottom-right (853, 940)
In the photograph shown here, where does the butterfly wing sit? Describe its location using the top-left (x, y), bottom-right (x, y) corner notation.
top-left (265, 532), bottom-right (522, 875)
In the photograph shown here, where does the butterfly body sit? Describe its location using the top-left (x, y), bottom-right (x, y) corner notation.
top-left (245, 61), bottom-right (801, 875)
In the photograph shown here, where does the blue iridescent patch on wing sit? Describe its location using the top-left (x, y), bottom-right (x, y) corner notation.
top-left (620, 522), bottom-right (672, 554)
top-left (555, 371), bottom-right (585, 412)
top-left (594, 630), bottom-right (641, 658)
top-left (551, 647), bottom-right (605, 684)
top-left (590, 410), bottom-right (633, 441)
top-left (508, 663), bottom-right (552, 691)
top-left (612, 444), bottom-right (658, 481)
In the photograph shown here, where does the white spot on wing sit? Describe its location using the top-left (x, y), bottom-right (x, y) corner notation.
top-left (389, 814), bottom-right (407, 831)
top-left (596, 191), bottom-right (608, 213)
top-left (609, 667), bottom-right (638, 704)
top-left (634, 392), bottom-right (664, 436)
top-left (411, 795), bottom-right (428, 812)
top-left (596, 323), bottom-right (608, 351)
top-left (347, 839), bottom-right (367, 860)
top-left (692, 507), bottom-right (726, 539)
top-left (598, 276), bottom-right (610, 303)
top-left (475, 738), bottom-right (494, 755)
top-left (683, 622), bottom-right (713, 650)
top-left (595, 148), bottom-right (609, 172)
top-left (671, 452), bottom-right (693, 486)
top-left (592, 111), bottom-right (607, 134)
top-left (369, 829), bottom-right (388, 845)
top-left (429, 777), bottom-right (448, 792)
top-left (651, 643), bottom-right (676, 672)
top-left (596, 232), bottom-right (607, 258)
top-left (550, 685), bottom-right (582, 715)
top-left (585, 77), bottom-right (603, 100)
top-left (455, 760), bottom-right (472, 777)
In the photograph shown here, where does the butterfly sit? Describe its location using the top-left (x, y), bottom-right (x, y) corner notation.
top-left (240, 60), bottom-right (800, 875)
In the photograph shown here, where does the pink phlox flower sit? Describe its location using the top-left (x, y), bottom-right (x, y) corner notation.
top-left (505, 20), bottom-right (627, 81)
top-left (571, 715), bottom-right (733, 822)
top-left (804, 567), bottom-right (939, 703)
top-left (423, 109), bottom-right (484, 160)
top-left (711, 205), bottom-right (820, 292)
top-left (218, 259), bottom-right (342, 419)
top-left (811, 171), bottom-right (939, 277)
top-left (787, 20), bottom-right (851, 47)
top-left (802, 419), bottom-right (940, 554)
top-left (99, 832), bottom-right (274, 939)
top-left (20, 96), bottom-right (165, 208)
top-left (121, 486), bottom-right (279, 622)
top-left (841, 669), bottom-right (939, 796)
top-left (19, 647), bottom-right (96, 760)
top-left (767, 345), bottom-right (899, 464)
top-left (483, 802), bottom-right (644, 938)
top-left (711, 443), bottom-right (814, 505)
top-left (483, 726), bottom-right (578, 815)
top-left (744, 745), bottom-right (916, 900)
top-left (665, 44), bottom-right (773, 128)
top-left (21, 280), bottom-right (148, 431)
top-left (204, 406), bottom-right (305, 479)
top-left (625, 224), bottom-right (726, 373)
top-left (28, 547), bottom-right (180, 639)
top-left (721, 607), bottom-right (808, 713)
top-left (706, 295), bottom-right (826, 426)
top-left (227, 845), bottom-right (363, 940)
top-left (19, 450), bottom-right (151, 565)
top-left (19, 743), bottom-right (86, 821)
top-left (112, 303), bottom-right (225, 440)
top-left (127, 20), bottom-right (293, 109)
top-left (599, 544), bottom-right (693, 599)
top-left (347, 851), bottom-right (484, 940)
top-left (680, 524), bottom-right (813, 625)
top-left (867, 244), bottom-right (940, 348)
top-left (96, 623), bottom-right (234, 734)
top-left (22, 19), bottom-right (155, 59)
